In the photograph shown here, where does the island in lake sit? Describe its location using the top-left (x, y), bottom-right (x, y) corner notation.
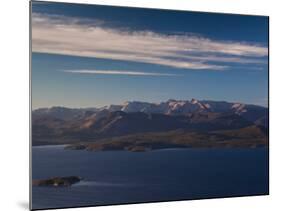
top-left (33, 176), bottom-right (81, 187)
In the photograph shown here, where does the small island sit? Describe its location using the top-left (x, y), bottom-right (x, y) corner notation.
top-left (32, 176), bottom-right (81, 187)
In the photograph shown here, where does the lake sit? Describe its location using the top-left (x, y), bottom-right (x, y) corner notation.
top-left (32, 146), bottom-right (269, 210)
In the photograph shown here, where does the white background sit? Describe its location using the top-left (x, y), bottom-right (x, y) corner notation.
top-left (0, 0), bottom-right (280, 210)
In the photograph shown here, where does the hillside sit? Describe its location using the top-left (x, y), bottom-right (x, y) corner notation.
top-left (65, 125), bottom-right (268, 152)
top-left (32, 99), bottom-right (269, 147)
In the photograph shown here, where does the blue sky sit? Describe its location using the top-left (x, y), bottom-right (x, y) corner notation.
top-left (31, 1), bottom-right (268, 109)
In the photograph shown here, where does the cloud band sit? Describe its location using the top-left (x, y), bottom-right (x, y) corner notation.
top-left (32, 13), bottom-right (268, 71)
top-left (63, 69), bottom-right (180, 76)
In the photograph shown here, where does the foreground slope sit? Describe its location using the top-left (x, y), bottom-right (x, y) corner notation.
top-left (65, 125), bottom-right (268, 152)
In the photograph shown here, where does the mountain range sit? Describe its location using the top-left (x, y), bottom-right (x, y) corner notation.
top-left (32, 99), bottom-right (268, 148)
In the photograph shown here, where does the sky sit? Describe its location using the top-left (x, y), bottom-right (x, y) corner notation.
top-left (31, 1), bottom-right (269, 109)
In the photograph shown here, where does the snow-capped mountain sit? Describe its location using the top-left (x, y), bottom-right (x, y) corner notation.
top-left (32, 99), bottom-right (268, 146)
top-left (32, 99), bottom-right (268, 128)
top-left (32, 106), bottom-right (98, 120)
top-left (103, 99), bottom-right (266, 116)
top-left (99, 99), bottom-right (268, 127)
top-left (104, 99), bottom-right (208, 114)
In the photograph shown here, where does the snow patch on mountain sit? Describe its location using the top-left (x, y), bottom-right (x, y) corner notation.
top-left (232, 103), bottom-right (247, 114)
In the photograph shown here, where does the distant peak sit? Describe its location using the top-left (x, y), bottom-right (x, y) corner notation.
top-left (123, 101), bottom-right (130, 106)
top-left (190, 98), bottom-right (198, 104)
top-left (232, 103), bottom-right (245, 109)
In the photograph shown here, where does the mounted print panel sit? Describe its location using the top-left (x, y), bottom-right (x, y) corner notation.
top-left (30, 1), bottom-right (269, 210)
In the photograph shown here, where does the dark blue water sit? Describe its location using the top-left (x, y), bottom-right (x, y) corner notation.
top-left (32, 146), bottom-right (269, 210)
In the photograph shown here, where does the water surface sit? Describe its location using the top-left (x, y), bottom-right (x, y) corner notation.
top-left (32, 146), bottom-right (269, 209)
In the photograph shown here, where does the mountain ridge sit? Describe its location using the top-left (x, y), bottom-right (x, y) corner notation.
top-left (32, 99), bottom-right (268, 146)
top-left (33, 98), bottom-right (268, 118)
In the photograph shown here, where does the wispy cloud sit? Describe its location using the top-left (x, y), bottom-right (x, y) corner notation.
top-left (32, 13), bottom-right (268, 71)
top-left (63, 69), bottom-right (180, 76)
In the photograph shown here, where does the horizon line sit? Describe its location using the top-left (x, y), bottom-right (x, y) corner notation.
top-left (32, 98), bottom-right (268, 110)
